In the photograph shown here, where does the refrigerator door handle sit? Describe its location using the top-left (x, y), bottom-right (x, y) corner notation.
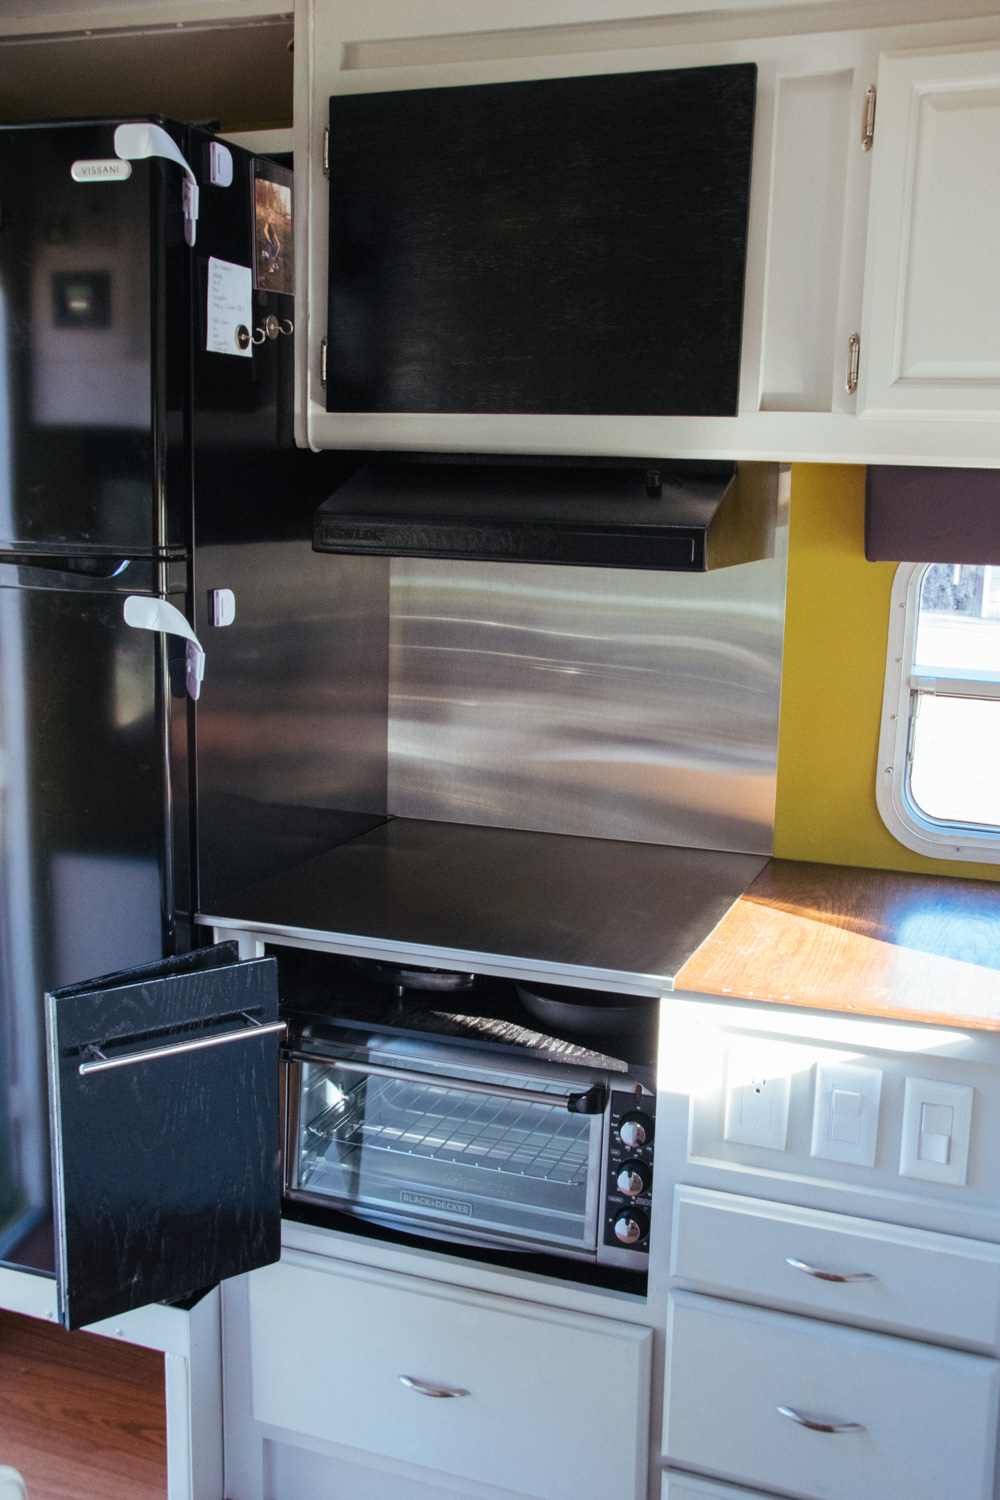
top-left (123, 595), bottom-right (205, 700)
top-left (114, 122), bottom-right (200, 246)
top-left (0, 556), bottom-right (132, 584)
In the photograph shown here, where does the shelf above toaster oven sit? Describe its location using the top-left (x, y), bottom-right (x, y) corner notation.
top-left (198, 816), bottom-right (767, 995)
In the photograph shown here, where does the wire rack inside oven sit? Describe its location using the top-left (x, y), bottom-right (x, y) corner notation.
top-left (302, 1071), bottom-right (592, 1186)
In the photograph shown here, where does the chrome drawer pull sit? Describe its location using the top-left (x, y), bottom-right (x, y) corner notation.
top-left (786, 1257), bottom-right (877, 1284)
top-left (79, 1019), bottom-right (286, 1075)
top-left (399, 1375), bottom-right (469, 1399)
top-left (778, 1405), bottom-right (864, 1435)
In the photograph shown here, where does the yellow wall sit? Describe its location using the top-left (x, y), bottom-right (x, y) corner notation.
top-left (773, 463), bottom-right (1000, 883)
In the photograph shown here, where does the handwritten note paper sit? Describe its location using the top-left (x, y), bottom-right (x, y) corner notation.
top-left (206, 256), bottom-right (252, 358)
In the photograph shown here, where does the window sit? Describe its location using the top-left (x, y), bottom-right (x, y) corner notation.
top-left (878, 563), bottom-right (1000, 862)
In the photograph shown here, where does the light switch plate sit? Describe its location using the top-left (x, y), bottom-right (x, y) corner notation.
top-left (899, 1077), bottom-right (974, 1187)
top-left (811, 1062), bottom-right (882, 1167)
top-left (723, 1044), bottom-right (791, 1151)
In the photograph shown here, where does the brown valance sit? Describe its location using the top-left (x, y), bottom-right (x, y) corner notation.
top-left (865, 466), bottom-right (1000, 564)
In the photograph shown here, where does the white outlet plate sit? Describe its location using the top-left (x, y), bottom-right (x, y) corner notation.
top-left (899, 1077), bottom-right (974, 1187)
top-left (723, 1044), bottom-right (791, 1151)
top-left (811, 1062), bottom-right (882, 1167)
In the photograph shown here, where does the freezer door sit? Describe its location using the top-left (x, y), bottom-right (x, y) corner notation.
top-left (46, 943), bottom-right (282, 1330)
top-left (0, 120), bottom-right (187, 555)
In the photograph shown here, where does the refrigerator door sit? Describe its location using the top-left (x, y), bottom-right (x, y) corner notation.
top-left (46, 943), bottom-right (282, 1329)
top-left (0, 557), bottom-right (190, 1273)
top-left (0, 120), bottom-right (188, 555)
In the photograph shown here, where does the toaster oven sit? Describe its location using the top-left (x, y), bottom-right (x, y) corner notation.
top-left (282, 1018), bottom-right (655, 1270)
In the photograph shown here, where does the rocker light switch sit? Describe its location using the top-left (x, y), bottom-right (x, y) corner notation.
top-left (811, 1063), bottom-right (881, 1167)
top-left (830, 1088), bottom-right (862, 1144)
top-left (919, 1104), bottom-right (954, 1164)
top-left (900, 1078), bottom-right (973, 1186)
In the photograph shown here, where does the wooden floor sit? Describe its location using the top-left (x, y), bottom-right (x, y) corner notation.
top-left (0, 1309), bottom-right (166, 1500)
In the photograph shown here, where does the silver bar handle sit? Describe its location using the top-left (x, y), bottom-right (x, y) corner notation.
top-left (778, 1406), bottom-right (864, 1435)
top-left (399, 1375), bottom-right (469, 1399)
top-left (79, 1019), bottom-right (286, 1076)
top-left (786, 1257), bottom-right (877, 1284)
top-left (290, 1051), bottom-right (606, 1115)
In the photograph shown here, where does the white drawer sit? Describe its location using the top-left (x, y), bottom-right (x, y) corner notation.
top-left (663, 1475), bottom-right (783, 1500)
top-left (670, 1185), bottom-right (1000, 1351)
top-left (249, 1251), bottom-right (652, 1500)
top-left (663, 1290), bottom-right (1000, 1500)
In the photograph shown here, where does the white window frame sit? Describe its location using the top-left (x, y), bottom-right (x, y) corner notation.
top-left (877, 562), bottom-right (1000, 864)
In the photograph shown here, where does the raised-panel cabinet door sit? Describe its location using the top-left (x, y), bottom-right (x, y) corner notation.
top-left (860, 44), bottom-right (1000, 417)
top-left (46, 942), bottom-right (283, 1330)
top-left (249, 1252), bottom-right (652, 1500)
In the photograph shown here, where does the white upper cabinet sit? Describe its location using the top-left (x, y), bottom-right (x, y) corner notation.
top-left (860, 43), bottom-right (1000, 419)
top-left (297, 2), bottom-right (1000, 464)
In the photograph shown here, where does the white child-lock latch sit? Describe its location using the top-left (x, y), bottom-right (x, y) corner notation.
top-left (114, 122), bottom-right (200, 246)
top-left (123, 596), bottom-right (206, 700)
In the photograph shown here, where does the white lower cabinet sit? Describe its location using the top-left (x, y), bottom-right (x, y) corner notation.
top-left (662, 1478), bottom-right (782, 1500)
top-left (669, 1185), bottom-right (1000, 1351)
top-left (662, 1290), bottom-right (1000, 1500)
top-left (248, 1250), bottom-right (652, 1500)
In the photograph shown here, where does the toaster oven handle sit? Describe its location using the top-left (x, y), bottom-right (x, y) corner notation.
top-left (287, 1050), bottom-right (608, 1114)
top-left (565, 1084), bottom-right (608, 1114)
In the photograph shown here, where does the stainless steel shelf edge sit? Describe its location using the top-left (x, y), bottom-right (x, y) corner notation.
top-left (197, 820), bottom-right (768, 995)
top-left (195, 914), bottom-right (678, 997)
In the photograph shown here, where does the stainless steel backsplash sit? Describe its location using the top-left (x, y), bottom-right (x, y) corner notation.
top-left (387, 479), bottom-right (788, 855)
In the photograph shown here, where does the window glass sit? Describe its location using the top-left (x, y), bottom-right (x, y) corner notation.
top-left (910, 696), bottom-right (1000, 825)
top-left (908, 564), bottom-right (1000, 830)
top-left (914, 564), bottom-right (1000, 674)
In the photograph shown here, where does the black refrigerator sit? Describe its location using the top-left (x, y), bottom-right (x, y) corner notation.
top-left (0, 116), bottom-right (322, 1324)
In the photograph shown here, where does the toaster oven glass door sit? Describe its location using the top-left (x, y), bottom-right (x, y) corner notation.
top-left (286, 1054), bottom-right (604, 1253)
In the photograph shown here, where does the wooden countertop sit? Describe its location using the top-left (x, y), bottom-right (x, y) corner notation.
top-left (674, 859), bottom-right (1000, 1030)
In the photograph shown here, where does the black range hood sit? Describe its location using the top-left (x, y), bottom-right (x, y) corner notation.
top-left (314, 457), bottom-right (776, 573)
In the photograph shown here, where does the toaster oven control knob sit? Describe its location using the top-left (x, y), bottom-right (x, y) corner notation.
top-left (616, 1160), bottom-right (651, 1198)
top-left (618, 1111), bottom-right (653, 1149)
top-left (613, 1208), bottom-right (649, 1245)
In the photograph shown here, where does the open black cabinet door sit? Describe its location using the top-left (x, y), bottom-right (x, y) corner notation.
top-left (45, 942), bottom-right (282, 1330)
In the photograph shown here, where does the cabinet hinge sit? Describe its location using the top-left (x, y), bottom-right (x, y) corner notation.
top-left (320, 336), bottom-right (328, 388)
top-left (846, 333), bottom-right (860, 395)
top-left (861, 85), bottom-right (876, 151)
top-left (322, 127), bottom-right (329, 178)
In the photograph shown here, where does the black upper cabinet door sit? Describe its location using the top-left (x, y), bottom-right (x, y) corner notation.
top-left (46, 943), bottom-right (282, 1330)
top-left (326, 63), bottom-right (756, 418)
